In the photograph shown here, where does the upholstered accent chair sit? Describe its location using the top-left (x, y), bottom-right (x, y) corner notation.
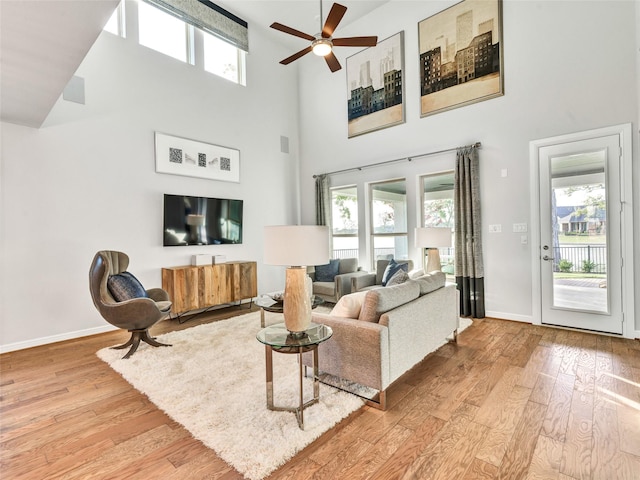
top-left (308, 257), bottom-right (368, 304)
top-left (89, 250), bottom-right (172, 359)
top-left (351, 259), bottom-right (414, 293)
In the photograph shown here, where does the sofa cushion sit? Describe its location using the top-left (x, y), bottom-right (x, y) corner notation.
top-left (107, 271), bottom-right (148, 301)
top-left (358, 281), bottom-right (420, 323)
top-left (386, 269), bottom-right (409, 286)
top-left (315, 259), bottom-right (340, 281)
top-left (330, 291), bottom-right (368, 318)
top-left (409, 268), bottom-right (425, 279)
top-left (381, 259), bottom-right (409, 286)
top-left (411, 271), bottom-right (446, 295)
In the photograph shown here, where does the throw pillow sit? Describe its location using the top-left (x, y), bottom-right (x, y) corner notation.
top-left (314, 259), bottom-right (340, 282)
top-left (381, 259), bottom-right (409, 286)
top-left (107, 271), bottom-right (148, 301)
top-left (330, 291), bottom-right (368, 319)
top-left (386, 269), bottom-right (409, 286)
top-left (409, 268), bottom-right (425, 279)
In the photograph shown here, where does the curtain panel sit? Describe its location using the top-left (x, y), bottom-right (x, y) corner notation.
top-left (454, 146), bottom-right (485, 318)
top-left (315, 175), bottom-right (330, 226)
top-left (143, 0), bottom-right (249, 52)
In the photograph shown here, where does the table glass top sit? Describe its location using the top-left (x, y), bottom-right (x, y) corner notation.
top-left (255, 295), bottom-right (324, 312)
top-left (256, 322), bottom-right (332, 348)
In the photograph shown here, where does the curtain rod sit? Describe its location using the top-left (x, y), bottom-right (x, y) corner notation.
top-left (312, 142), bottom-right (481, 178)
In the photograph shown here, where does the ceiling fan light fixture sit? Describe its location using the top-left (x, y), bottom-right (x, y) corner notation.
top-left (311, 38), bottom-right (332, 57)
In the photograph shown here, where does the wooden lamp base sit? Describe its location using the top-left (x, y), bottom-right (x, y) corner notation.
top-left (425, 248), bottom-right (442, 273)
top-left (283, 266), bottom-right (312, 333)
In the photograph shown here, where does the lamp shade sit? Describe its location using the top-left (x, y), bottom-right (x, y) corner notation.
top-left (264, 225), bottom-right (330, 266)
top-left (414, 227), bottom-right (452, 248)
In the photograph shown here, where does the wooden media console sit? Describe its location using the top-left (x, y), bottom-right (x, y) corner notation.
top-left (162, 261), bottom-right (257, 315)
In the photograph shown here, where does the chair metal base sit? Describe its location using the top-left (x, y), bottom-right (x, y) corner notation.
top-left (111, 329), bottom-right (171, 359)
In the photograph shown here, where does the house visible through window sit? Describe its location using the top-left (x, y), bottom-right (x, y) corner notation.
top-left (370, 179), bottom-right (408, 263)
top-left (330, 186), bottom-right (358, 259)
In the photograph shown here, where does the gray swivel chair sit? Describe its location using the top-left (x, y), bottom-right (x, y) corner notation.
top-left (89, 250), bottom-right (172, 359)
top-left (308, 258), bottom-right (368, 303)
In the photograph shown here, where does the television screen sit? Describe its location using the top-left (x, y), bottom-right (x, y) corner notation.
top-left (163, 194), bottom-right (243, 246)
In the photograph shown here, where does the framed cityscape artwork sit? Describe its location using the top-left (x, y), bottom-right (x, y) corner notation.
top-left (155, 132), bottom-right (240, 183)
top-left (418, 0), bottom-right (503, 117)
top-left (346, 31), bottom-right (405, 138)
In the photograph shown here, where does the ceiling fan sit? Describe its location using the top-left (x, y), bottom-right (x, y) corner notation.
top-left (270, 2), bottom-right (378, 72)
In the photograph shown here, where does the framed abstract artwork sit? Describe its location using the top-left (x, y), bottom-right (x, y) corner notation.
top-left (154, 132), bottom-right (240, 183)
top-left (346, 31), bottom-right (405, 138)
top-left (418, 0), bottom-right (503, 117)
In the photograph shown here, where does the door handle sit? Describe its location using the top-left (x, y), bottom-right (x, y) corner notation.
top-left (542, 255), bottom-right (554, 261)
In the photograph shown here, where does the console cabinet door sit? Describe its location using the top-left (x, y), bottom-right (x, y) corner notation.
top-left (237, 262), bottom-right (257, 299)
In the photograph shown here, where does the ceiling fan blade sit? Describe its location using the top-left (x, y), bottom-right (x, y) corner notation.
top-left (324, 51), bottom-right (342, 72)
top-left (332, 36), bottom-right (378, 47)
top-left (322, 3), bottom-right (347, 38)
top-left (270, 22), bottom-right (315, 42)
top-left (280, 46), bottom-right (313, 65)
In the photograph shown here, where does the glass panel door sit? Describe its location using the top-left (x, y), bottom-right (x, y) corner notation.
top-left (538, 135), bottom-right (623, 334)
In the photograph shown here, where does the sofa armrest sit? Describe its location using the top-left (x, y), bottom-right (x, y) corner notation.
top-left (334, 271), bottom-right (371, 299)
top-left (146, 288), bottom-right (169, 302)
top-left (305, 312), bottom-right (390, 391)
top-left (379, 284), bottom-right (457, 383)
top-left (351, 273), bottom-right (377, 292)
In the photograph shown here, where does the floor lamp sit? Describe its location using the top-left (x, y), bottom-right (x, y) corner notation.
top-left (414, 227), bottom-right (452, 273)
top-left (263, 225), bottom-right (330, 335)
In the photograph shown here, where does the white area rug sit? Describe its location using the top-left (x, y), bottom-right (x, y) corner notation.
top-left (97, 311), bottom-right (364, 480)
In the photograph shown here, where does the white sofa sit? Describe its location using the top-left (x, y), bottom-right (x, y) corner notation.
top-left (306, 272), bottom-right (458, 410)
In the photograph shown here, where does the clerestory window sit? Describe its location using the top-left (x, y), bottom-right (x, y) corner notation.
top-left (103, 1), bottom-right (247, 85)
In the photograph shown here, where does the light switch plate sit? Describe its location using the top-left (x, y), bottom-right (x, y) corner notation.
top-left (489, 224), bottom-right (502, 233)
top-left (513, 223), bottom-right (528, 233)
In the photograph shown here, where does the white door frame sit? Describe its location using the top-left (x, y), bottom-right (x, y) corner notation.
top-left (529, 123), bottom-right (635, 338)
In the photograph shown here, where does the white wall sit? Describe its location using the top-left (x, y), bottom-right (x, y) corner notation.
top-left (297, 1), bottom-right (639, 329)
top-left (0, 3), bottom-right (301, 351)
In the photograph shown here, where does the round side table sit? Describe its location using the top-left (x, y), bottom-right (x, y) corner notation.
top-left (256, 322), bottom-right (332, 429)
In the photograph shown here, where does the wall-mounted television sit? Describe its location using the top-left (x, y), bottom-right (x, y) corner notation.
top-left (163, 194), bottom-right (243, 246)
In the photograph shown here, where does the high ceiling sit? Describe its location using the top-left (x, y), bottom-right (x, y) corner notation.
top-left (0, 0), bottom-right (387, 129)
top-left (0, 0), bottom-right (120, 128)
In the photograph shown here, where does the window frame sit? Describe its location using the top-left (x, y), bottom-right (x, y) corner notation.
top-left (419, 170), bottom-right (456, 277)
top-left (330, 185), bottom-right (359, 260)
top-left (369, 178), bottom-right (409, 266)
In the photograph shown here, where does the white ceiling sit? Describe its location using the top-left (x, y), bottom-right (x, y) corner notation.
top-left (224, 1), bottom-right (388, 49)
top-left (0, 0), bottom-right (387, 129)
top-left (0, 0), bottom-right (120, 128)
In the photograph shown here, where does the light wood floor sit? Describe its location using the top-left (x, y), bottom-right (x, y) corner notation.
top-left (2, 306), bottom-right (639, 479)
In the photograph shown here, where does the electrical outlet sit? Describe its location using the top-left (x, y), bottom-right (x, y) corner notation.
top-left (521, 235), bottom-right (528, 245)
top-left (489, 224), bottom-right (502, 233)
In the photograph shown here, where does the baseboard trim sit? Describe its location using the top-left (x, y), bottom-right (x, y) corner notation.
top-left (0, 324), bottom-right (118, 354)
top-left (484, 311), bottom-right (534, 323)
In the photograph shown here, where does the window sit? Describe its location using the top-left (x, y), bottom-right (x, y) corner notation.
top-left (103, 1), bottom-right (247, 85)
top-left (370, 179), bottom-right (408, 263)
top-left (104, 2), bottom-right (125, 37)
top-left (421, 171), bottom-right (455, 274)
top-left (203, 31), bottom-right (246, 85)
top-left (138, 1), bottom-right (192, 63)
top-left (330, 186), bottom-right (358, 259)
